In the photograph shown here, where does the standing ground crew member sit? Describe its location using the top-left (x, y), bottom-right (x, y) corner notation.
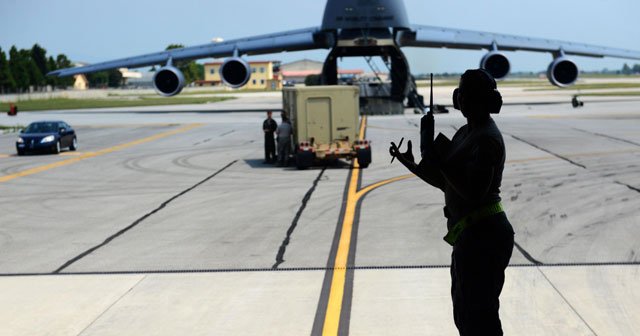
top-left (263, 111), bottom-right (277, 163)
top-left (390, 69), bottom-right (514, 335)
top-left (276, 113), bottom-right (293, 167)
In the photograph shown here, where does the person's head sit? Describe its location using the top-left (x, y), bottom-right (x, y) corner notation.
top-left (453, 69), bottom-right (502, 121)
top-left (281, 111), bottom-right (288, 121)
top-left (267, 111), bottom-right (273, 119)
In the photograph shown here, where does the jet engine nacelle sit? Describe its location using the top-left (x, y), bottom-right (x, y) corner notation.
top-left (480, 52), bottom-right (510, 80)
top-left (153, 66), bottom-right (185, 97)
top-left (220, 57), bottom-right (251, 88)
top-left (547, 57), bottom-right (579, 87)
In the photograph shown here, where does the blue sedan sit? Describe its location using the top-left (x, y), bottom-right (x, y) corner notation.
top-left (16, 121), bottom-right (78, 155)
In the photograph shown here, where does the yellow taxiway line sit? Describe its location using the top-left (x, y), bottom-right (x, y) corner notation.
top-left (322, 116), bottom-right (415, 335)
top-left (322, 116), bottom-right (366, 335)
top-left (322, 116), bottom-right (639, 333)
top-left (0, 123), bottom-right (202, 183)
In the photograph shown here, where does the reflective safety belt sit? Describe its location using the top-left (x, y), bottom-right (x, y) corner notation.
top-left (444, 202), bottom-right (504, 246)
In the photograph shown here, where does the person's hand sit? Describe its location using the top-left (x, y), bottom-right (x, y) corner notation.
top-left (389, 139), bottom-right (415, 165)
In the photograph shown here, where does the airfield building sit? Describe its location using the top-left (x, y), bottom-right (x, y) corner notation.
top-left (280, 59), bottom-right (364, 84)
top-left (202, 60), bottom-right (282, 90)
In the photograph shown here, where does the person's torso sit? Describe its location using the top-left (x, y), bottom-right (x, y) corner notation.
top-left (264, 119), bottom-right (277, 133)
top-left (444, 118), bottom-right (505, 223)
top-left (278, 122), bottom-right (292, 138)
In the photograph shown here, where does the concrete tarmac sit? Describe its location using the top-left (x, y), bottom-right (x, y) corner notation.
top-left (0, 94), bottom-right (638, 335)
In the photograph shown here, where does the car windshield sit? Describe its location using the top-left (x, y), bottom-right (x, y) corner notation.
top-left (23, 122), bottom-right (59, 134)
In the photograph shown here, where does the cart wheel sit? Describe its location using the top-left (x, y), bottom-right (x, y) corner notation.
top-left (296, 151), bottom-right (314, 170)
top-left (356, 148), bottom-right (371, 168)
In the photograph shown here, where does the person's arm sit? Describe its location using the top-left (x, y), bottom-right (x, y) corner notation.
top-left (390, 140), bottom-right (445, 191)
top-left (439, 137), bottom-right (501, 202)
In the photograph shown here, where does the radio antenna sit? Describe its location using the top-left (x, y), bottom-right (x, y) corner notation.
top-left (429, 73), bottom-right (434, 114)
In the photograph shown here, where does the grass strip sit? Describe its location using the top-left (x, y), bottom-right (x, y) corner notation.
top-left (108, 88), bottom-right (280, 97)
top-left (417, 79), bottom-right (551, 87)
top-left (580, 91), bottom-right (640, 96)
top-left (526, 83), bottom-right (640, 91)
top-left (0, 125), bottom-right (25, 134)
top-left (0, 96), bottom-right (234, 112)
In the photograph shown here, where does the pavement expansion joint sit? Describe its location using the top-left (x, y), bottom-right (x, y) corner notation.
top-left (52, 160), bottom-right (237, 273)
top-left (74, 275), bottom-right (147, 336)
top-left (537, 267), bottom-right (599, 335)
top-left (2, 261), bottom-right (640, 277)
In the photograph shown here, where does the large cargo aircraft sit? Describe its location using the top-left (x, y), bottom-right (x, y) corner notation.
top-left (49, 0), bottom-right (640, 103)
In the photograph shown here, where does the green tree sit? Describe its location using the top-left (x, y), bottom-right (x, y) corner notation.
top-left (0, 47), bottom-right (17, 93)
top-left (9, 46), bottom-right (29, 91)
top-left (55, 54), bottom-right (74, 88)
top-left (46, 56), bottom-right (58, 87)
top-left (21, 49), bottom-right (44, 89)
top-left (107, 69), bottom-right (123, 88)
top-left (30, 44), bottom-right (48, 86)
top-left (622, 63), bottom-right (632, 75)
top-left (632, 64), bottom-right (640, 74)
top-left (165, 44), bottom-right (202, 84)
top-left (196, 63), bottom-right (204, 81)
top-left (87, 71), bottom-right (109, 88)
top-left (55, 54), bottom-right (72, 70)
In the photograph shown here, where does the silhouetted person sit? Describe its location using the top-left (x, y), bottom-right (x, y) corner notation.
top-left (571, 95), bottom-right (584, 108)
top-left (276, 113), bottom-right (293, 167)
top-left (390, 69), bottom-right (514, 336)
top-left (263, 111), bottom-right (277, 163)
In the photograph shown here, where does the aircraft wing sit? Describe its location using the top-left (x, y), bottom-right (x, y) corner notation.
top-left (400, 25), bottom-right (640, 60)
top-left (48, 27), bottom-right (330, 77)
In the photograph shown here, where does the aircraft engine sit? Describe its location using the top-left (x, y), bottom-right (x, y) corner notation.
top-left (153, 66), bottom-right (185, 97)
top-left (480, 52), bottom-right (510, 80)
top-left (220, 57), bottom-right (251, 88)
top-left (547, 57), bottom-right (579, 87)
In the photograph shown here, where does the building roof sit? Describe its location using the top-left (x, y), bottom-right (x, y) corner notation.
top-left (282, 69), bottom-right (364, 77)
top-left (281, 59), bottom-right (323, 67)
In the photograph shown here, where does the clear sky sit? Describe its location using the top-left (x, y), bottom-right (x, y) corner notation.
top-left (1, 0), bottom-right (639, 75)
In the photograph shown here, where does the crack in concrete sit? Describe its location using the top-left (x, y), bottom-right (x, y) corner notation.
top-left (615, 181), bottom-right (640, 193)
top-left (507, 133), bottom-right (587, 169)
top-left (272, 167), bottom-right (327, 269)
top-left (514, 241), bottom-right (544, 265)
top-left (572, 127), bottom-right (640, 147)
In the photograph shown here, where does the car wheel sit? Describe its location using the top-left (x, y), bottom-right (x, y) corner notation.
top-left (69, 137), bottom-right (77, 151)
top-left (52, 141), bottom-right (60, 154)
top-left (17, 149), bottom-right (24, 156)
